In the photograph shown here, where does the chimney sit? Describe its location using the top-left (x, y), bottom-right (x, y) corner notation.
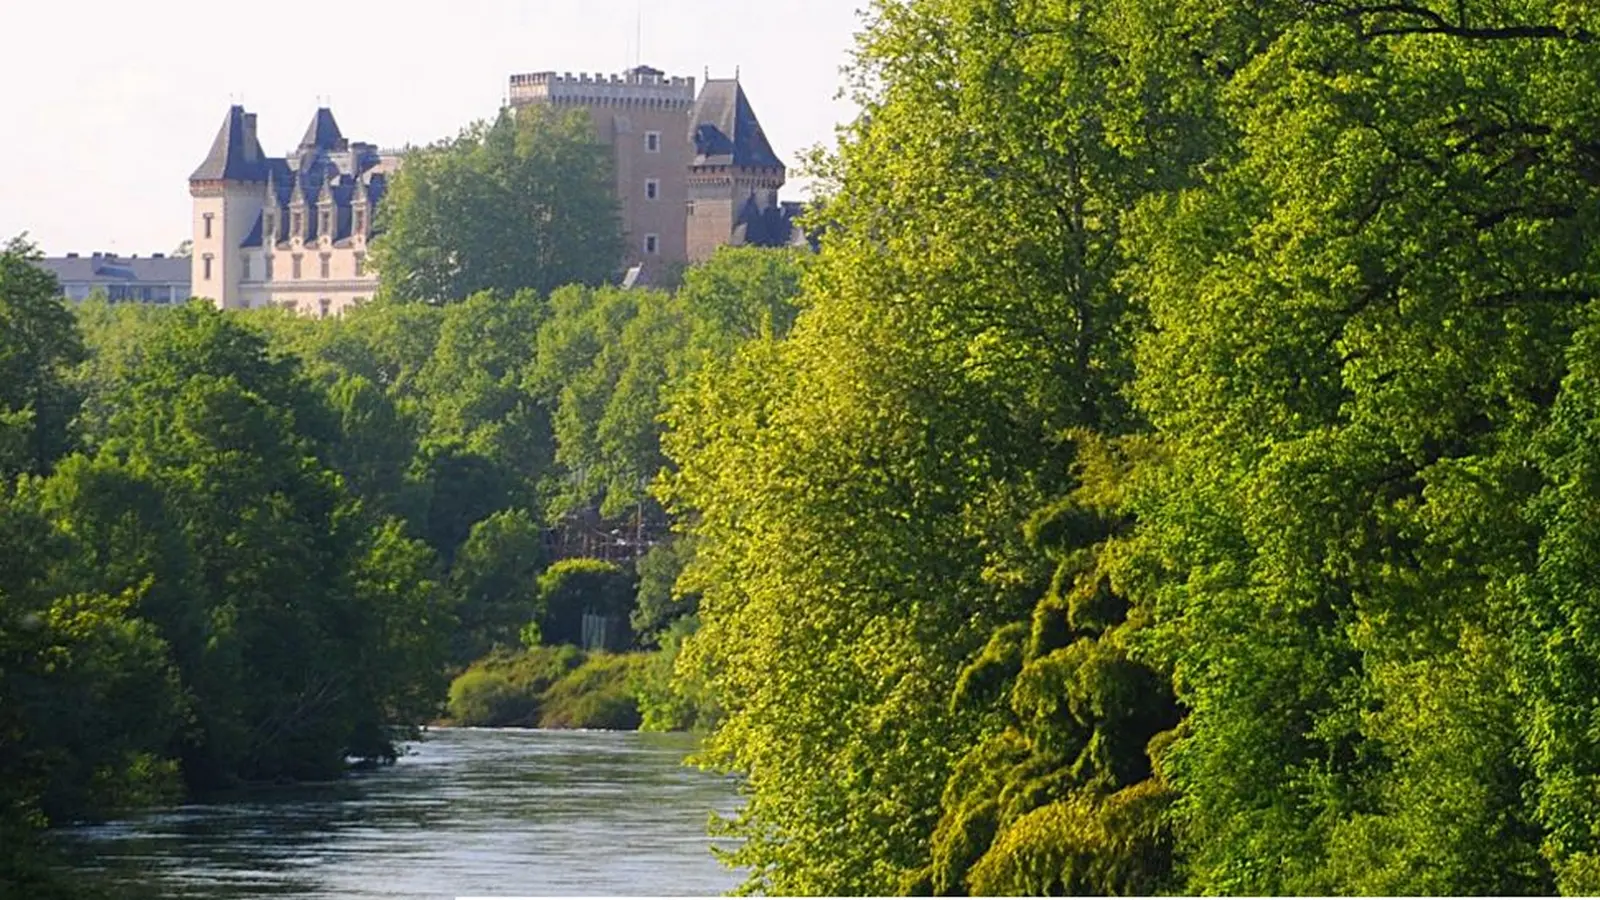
top-left (66, 252), bottom-right (79, 258)
top-left (243, 113), bottom-right (259, 162)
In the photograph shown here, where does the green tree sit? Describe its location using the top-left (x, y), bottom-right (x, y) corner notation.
top-left (449, 508), bottom-right (547, 665)
top-left (372, 107), bottom-right (623, 303)
top-left (657, 0), bottom-right (1206, 890)
top-left (1122, 0), bottom-right (1600, 892)
top-left (0, 236), bottom-right (86, 474)
top-left (531, 558), bottom-right (635, 648)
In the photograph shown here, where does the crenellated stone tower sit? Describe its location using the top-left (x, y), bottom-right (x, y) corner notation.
top-left (510, 66), bottom-right (698, 276)
top-left (508, 65), bottom-right (804, 280)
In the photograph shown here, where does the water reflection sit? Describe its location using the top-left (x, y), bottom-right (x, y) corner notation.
top-left (59, 729), bottom-right (742, 898)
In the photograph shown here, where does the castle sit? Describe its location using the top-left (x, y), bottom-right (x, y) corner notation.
top-left (507, 65), bottom-right (802, 272)
top-left (190, 65), bottom-right (799, 314)
top-left (189, 107), bottom-right (397, 314)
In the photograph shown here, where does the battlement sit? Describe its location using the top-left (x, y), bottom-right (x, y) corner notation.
top-left (508, 68), bottom-right (696, 107)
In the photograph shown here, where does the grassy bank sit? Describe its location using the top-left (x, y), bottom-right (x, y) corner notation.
top-left (445, 646), bottom-right (653, 730)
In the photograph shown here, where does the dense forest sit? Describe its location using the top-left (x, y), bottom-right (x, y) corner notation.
top-left (653, 0), bottom-right (1600, 895)
top-left (10, 0), bottom-right (1600, 895)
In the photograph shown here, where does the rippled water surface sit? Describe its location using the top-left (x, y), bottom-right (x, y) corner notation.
top-left (58, 728), bottom-right (742, 898)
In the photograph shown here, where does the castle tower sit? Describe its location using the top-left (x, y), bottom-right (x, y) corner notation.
top-left (686, 77), bottom-right (788, 263)
top-left (189, 106), bottom-right (268, 309)
top-left (508, 66), bottom-right (697, 276)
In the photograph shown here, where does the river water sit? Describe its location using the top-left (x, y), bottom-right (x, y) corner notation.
top-left (57, 728), bottom-right (744, 898)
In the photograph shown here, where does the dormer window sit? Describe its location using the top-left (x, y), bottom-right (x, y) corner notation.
top-left (264, 212), bottom-right (276, 242)
top-left (319, 211), bottom-right (331, 239)
top-left (291, 211), bottom-right (303, 240)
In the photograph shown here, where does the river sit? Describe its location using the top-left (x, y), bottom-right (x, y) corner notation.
top-left (56, 728), bottom-right (744, 898)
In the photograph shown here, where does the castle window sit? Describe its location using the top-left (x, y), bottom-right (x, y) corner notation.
top-left (319, 298), bottom-right (331, 319)
top-left (241, 254), bottom-right (252, 281)
top-left (687, 200), bottom-right (696, 216)
top-left (202, 254), bottom-right (214, 280)
top-left (354, 252), bottom-right (366, 277)
top-left (355, 209), bottom-right (367, 236)
top-left (264, 213), bottom-right (275, 241)
top-left (291, 212), bottom-right (303, 240)
top-left (292, 254), bottom-right (303, 279)
top-left (265, 254), bottom-right (275, 280)
top-left (320, 211), bottom-right (331, 239)
top-left (320, 254), bottom-right (331, 279)
top-left (644, 234), bottom-right (659, 255)
top-left (203, 213), bottom-right (214, 239)
top-left (645, 179), bottom-right (659, 200)
top-left (645, 131), bottom-right (661, 153)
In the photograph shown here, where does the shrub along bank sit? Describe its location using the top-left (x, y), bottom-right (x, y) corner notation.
top-left (446, 646), bottom-right (651, 730)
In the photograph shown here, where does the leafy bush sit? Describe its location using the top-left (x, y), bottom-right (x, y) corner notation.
top-left (537, 653), bottom-right (649, 730)
top-left (533, 558), bottom-right (635, 647)
top-left (445, 645), bottom-right (584, 726)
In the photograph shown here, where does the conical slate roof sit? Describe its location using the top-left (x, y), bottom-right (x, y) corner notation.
top-left (300, 108), bottom-right (346, 151)
top-left (190, 105), bottom-right (267, 182)
top-left (690, 79), bottom-right (783, 169)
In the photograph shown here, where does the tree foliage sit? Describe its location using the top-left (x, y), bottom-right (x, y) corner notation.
top-left (371, 107), bottom-right (623, 303)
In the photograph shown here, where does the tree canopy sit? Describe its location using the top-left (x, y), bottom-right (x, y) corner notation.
top-left (371, 106), bottom-right (623, 303)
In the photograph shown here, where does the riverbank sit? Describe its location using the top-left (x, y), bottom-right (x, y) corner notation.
top-left (444, 646), bottom-right (659, 730)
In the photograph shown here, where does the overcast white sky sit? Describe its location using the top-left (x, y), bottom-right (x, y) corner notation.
top-left (0, 0), bottom-right (866, 256)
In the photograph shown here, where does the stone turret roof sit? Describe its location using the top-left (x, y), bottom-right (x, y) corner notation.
top-left (190, 105), bottom-right (267, 182)
top-left (690, 79), bottom-right (783, 169)
top-left (300, 108), bottom-right (347, 151)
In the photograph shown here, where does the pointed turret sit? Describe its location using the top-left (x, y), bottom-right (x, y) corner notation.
top-left (687, 77), bottom-right (788, 262)
top-left (190, 105), bottom-right (267, 183)
top-left (300, 108), bottom-right (348, 152)
top-left (689, 79), bottom-right (783, 170)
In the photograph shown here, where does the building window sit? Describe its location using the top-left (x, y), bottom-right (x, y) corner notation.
top-left (354, 252), bottom-right (366, 277)
top-left (645, 179), bottom-right (659, 200)
top-left (644, 234), bottom-right (659, 255)
top-left (292, 254), bottom-right (303, 279)
top-left (202, 254), bottom-right (214, 280)
top-left (265, 254), bottom-right (275, 280)
top-left (645, 131), bottom-right (661, 153)
top-left (320, 211), bottom-right (331, 239)
top-left (241, 254), bottom-right (252, 280)
top-left (355, 209), bottom-right (367, 236)
top-left (264, 213), bottom-right (275, 242)
top-left (687, 200), bottom-right (696, 216)
top-left (291, 211), bottom-right (303, 240)
top-left (203, 213), bottom-right (214, 239)
top-left (320, 254), bottom-right (331, 279)
top-left (319, 298), bottom-right (331, 319)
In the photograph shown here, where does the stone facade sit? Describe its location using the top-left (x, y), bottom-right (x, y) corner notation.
top-left (509, 66), bottom-right (804, 280)
top-left (189, 106), bottom-right (395, 316)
